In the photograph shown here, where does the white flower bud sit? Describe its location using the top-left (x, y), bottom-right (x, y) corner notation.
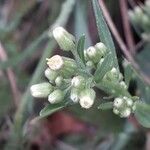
top-left (48, 89), bottom-right (64, 104)
top-left (86, 61), bottom-right (94, 68)
top-left (113, 98), bottom-right (123, 108)
top-left (45, 68), bottom-right (58, 83)
top-left (55, 76), bottom-right (63, 87)
top-left (30, 82), bottom-right (53, 98)
top-left (52, 27), bottom-right (75, 51)
top-left (47, 55), bottom-right (77, 78)
top-left (86, 46), bottom-right (97, 57)
top-left (113, 108), bottom-right (119, 115)
top-left (71, 76), bottom-right (85, 89)
top-left (47, 55), bottom-right (64, 70)
top-left (79, 88), bottom-right (96, 109)
top-left (70, 88), bottom-right (79, 103)
top-left (120, 108), bottom-right (131, 118)
top-left (95, 42), bottom-right (107, 57)
top-left (125, 97), bottom-right (133, 107)
top-left (120, 81), bottom-right (127, 89)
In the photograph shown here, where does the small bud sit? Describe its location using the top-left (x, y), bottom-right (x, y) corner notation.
top-left (124, 97), bottom-right (133, 107)
top-left (105, 67), bottom-right (119, 81)
top-left (79, 88), bottom-right (96, 109)
top-left (113, 108), bottom-right (119, 115)
top-left (30, 82), bottom-right (53, 98)
top-left (70, 88), bottom-right (79, 103)
top-left (134, 6), bottom-right (143, 21)
top-left (120, 81), bottom-right (127, 89)
top-left (86, 61), bottom-right (94, 68)
top-left (86, 45), bottom-right (105, 63)
top-left (47, 55), bottom-right (64, 70)
top-left (71, 76), bottom-right (85, 89)
top-left (113, 98), bottom-right (123, 108)
top-left (47, 55), bottom-right (77, 78)
top-left (52, 27), bottom-right (75, 51)
top-left (120, 108), bottom-right (131, 118)
top-left (48, 89), bottom-right (64, 104)
top-left (45, 68), bottom-right (58, 83)
top-left (55, 76), bottom-right (63, 87)
top-left (95, 42), bottom-right (107, 57)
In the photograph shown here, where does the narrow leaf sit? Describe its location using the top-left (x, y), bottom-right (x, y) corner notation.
top-left (94, 53), bottom-right (113, 82)
top-left (135, 102), bottom-right (150, 128)
top-left (98, 102), bottom-right (113, 110)
top-left (124, 61), bottom-right (134, 87)
top-left (77, 35), bottom-right (86, 64)
top-left (40, 103), bottom-right (66, 118)
top-left (92, 0), bottom-right (118, 68)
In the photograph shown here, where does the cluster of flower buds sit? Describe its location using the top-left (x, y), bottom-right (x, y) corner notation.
top-left (113, 97), bottom-right (136, 118)
top-left (30, 26), bottom-right (137, 116)
top-left (128, 0), bottom-right (150, 37)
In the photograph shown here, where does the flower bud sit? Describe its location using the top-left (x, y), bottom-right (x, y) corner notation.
top-left (70, 88), bottom-right (79, 103)
top-left (47, 55), bottom-right (77, 78)
top-left (79, 88), bottom-right (96, 109)
top-left (105, 67), bottom-right (120, 81)
top-left (95, 42), bottom-right (107, 57)
top-left (120, 108), bottom-right (131, 118)
top-left (113, 98), bottom-right (123, 108)
top-left (30, 82), bottom-right (53, 98)
top-left (86, 61), bottom-right (94, 68)
top-left (48, 89), bottom-right (64, 104)
top-left (113, 108), bottom-right (119, 115)
top-left (71, 75), bottom-right (85, 89)
top-left (119, 81), bottom-right (127, 89)
top-left (45, 68), bottom-right (58, 83)
top-left (52, 27), bottom-right (75, 51)
top-left (86, 46), bottom-right (104, 63)
top-left (55, 76), bottom-right (63, 87)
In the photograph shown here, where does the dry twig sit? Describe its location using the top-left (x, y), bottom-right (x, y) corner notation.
top-left (119, 0), bottom-right (135, 54)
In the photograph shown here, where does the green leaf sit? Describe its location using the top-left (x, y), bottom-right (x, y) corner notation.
top-left (77, 35), bottom-right (86, 64)
top-left (40, 103), bottom-right (66, 118)
top-left (98, 102), bottom-right (113, 110)
top-left (92, 0), bottom-right (118, 68)
top-left (94, 53), bottom-right (113, 82)
top-left (135, 102), bottom-right (150, 128)
top-left (124, 61), bottom-right (134, 87)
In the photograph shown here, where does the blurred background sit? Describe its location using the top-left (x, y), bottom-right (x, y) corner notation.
top-left (0, 0), bottom-right (150, 149)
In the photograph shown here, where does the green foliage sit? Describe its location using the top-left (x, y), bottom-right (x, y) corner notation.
top-left (92, 0), bottom-right (119, 68)
top-left (77, 35), bottom-right (86, 64)
top-left (135, 102), bottom-right (150, 128)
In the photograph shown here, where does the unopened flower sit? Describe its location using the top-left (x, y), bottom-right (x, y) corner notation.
top-left (45, 68), bottom-right (58, 83)
top-left (48, 89), bottom-right (64, 104)
top-left (70, 88), bottom-right (79, 103)
top-left (55, 76), bottom-right (63, 87)
top-left (120, 108), bottom-right (131, 118)
top-left (95, 42), bottom-right (107, 57)
top-left (52, 26), bottom-right (75, 51)
top-left (113, 108), bottom-right (119, 115)
top-left (79, 88), bottom-right (96, 109)
top-left (71, 75), bottom-right (85, 89)
top-left (30, 82), bottom-right (53, 98)
top-left (47, 55), bottom-right (77, 78)
top-left (120, 81), bottom-right (127, 89)
top-left (113, 98), bottom-right (123, 108)
top-left (47, 55), bottom-right (64, 71)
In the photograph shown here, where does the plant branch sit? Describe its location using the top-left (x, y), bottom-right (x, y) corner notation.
top-left (98, 0), bottom-right (150, 85)
top-left (119, 0), bottom-right (135, 54)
